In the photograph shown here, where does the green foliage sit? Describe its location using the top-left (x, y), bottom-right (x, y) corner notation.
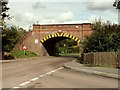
top-left (0, 0), bottom-right (10, 20)
top-left (56, 39), bottom-right (79, 54)
top-left (83, 19), bottom-right (120, 53)
top-left (2, 26), bottom-right (26, 52)
top-left (10, 50), bottom-right (38, 58)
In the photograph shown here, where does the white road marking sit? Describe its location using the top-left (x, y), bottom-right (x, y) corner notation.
top-left (12, 67), bottom-right (63, 88)
top-left (30, 77), bottom-right (39, 81)
top-left (9, 87), bottom-right (20, 90)
top-left (55, 67), bottom-right (63, 71)
top-left (19, 81), bottom-right (31, 86)
top-left (10, 87), bottom-right (20, 90)
top-left (13, 87), bottom-right (20, 88)
top-left (39, 74), bottom-right (45, 77)
top-left (50, 70), bottom-right (56, 73)
top-left (45, 72), bottom-right (52, 75)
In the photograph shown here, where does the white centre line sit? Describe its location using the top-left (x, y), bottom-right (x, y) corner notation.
top-left (39, 74), bottom-right (46, 78)
top-left (8, 87), bottom-right (20, 90)
top-left (19, 81), bottom-right (31, 86)
top-left (45, 72), bottom-right (52, 75)
top-left (12, 67), bottom-right (64, 89)
top-left (13, 87), bottom-right (20, 88)
top-left (12, 87), bottom-right (20, 89)
top-left (30, 77), bottom-right (39, 81)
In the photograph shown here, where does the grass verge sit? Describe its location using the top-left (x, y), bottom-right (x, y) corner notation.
top-left (10, 50), bottom-right (38, 59)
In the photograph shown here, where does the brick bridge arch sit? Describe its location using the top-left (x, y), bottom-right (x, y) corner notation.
top-left (41, 32), bottom-right (80, 43)
top-left (40, 32), bottom-right (80, 55)
top-left (15, 23), bottom-right (92, 56)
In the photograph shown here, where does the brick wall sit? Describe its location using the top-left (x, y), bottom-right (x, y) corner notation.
top-left (33, 23), bottom-right (92, 39)
top-left (16, 31), bottom-right (49, 56)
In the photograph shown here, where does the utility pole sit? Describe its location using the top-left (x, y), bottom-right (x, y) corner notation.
top-left (113, 0), bottom-right (120, 24)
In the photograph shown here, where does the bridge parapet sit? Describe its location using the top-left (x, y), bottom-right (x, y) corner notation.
top-left (32, 23), bottom-right (92, 40)
top-left (33, 23), bottom-right (91, 31)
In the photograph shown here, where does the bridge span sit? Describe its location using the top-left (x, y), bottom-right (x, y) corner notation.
top-left (16, 23), bottom-right (92, 56)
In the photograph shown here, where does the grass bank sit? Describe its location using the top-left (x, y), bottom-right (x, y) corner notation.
top-left (10, 50), bottom-right (38, 59)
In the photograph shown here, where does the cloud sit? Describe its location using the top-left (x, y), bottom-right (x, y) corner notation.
top-left (88, 15), bottom-right (100, 22)
top-left (40, 11), bottom-right (74, 24)
top-left (58, 11), bottom-right (74, 22)
top-left (14, 13), bottom-right (23, 22)
top-left (42, 19), bottom-right (57, 23)
top-left (64, 15), bottom-right (100, 24)
top-left (14, 12), bottom-right (38, 24)
top-left (32, 2), bottom-right (46, 9)
top-left (87, 2), bottom-right (114, 11)
top-left (6, 12), bottom-right (39, 29)
top-left (23, 12), bottom-right (37, 23)
top-left (7, 1), bottom-right (117, 30)
top-left (9, 0), bottom-right (114, 2)
top-left (87, 15), bottom-right (117, 24)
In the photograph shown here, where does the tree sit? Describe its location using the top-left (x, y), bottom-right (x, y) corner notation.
top-left (82, 19), bottom-right (120, 53)
top-left (0, 0), bottom-right (10, 59)
top-left (2, 26), bottom-right (27, 52)
top-left (0, 0), bottom-right (9, 17)
top-left (56, 39), bottom-right (79, 54)
top-left (113, 0), bottom-right (120, 24)
top-left (0, 0), bottom-right (10, 27)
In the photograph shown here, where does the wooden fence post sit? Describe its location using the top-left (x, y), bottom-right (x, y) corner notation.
top-left (117, 51), bottom-right (120, 68)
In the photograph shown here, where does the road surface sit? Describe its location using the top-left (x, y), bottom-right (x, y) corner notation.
top-left (1, 56), bottom-right (119, 88)
top-left (25, 68), bottom-right (118, 88)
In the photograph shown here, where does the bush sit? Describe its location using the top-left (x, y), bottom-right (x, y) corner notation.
top-left (82, 19), bottom-right (120, 53)
top-left (56, 39), bottom-right (79, 54)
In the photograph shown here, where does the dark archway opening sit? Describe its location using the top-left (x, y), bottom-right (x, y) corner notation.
top-left (42, 37), bottom-right (79, 56)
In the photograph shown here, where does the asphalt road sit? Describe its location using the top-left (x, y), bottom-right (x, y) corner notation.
top-left (2, 56), bottom-right (119, 88)
top-left (2, 56), bottom-right (73, 88)
top-left (25, 68), bottom-right (118, 88)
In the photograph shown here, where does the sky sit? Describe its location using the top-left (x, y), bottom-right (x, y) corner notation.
top-left (6, 0), bottom-right (119, 30)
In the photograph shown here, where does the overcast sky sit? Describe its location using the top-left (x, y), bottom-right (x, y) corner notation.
top-left (6, 0), bottom-right (118, 30)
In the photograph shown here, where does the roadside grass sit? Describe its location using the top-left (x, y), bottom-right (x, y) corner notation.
top-left (10, 50), bottom-right (38, 59)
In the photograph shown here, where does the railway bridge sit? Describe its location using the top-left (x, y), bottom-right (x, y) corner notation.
top-left (16, 23), bottom-right (92, 56)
